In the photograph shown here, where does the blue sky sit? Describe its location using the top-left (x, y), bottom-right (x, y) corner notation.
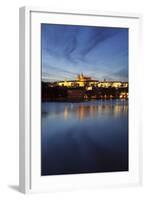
top-left (41, 24), bottom-right (128, 82)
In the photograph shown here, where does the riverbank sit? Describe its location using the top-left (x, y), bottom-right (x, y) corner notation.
top-left (42, 82), bottom-right (128, 102)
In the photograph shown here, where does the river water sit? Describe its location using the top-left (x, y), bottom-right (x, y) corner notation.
top-left (41, 99), bottom-right (128, 175)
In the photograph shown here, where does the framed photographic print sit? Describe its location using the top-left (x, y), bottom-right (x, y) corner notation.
top-left (19, 7), bottom-right (142, 193)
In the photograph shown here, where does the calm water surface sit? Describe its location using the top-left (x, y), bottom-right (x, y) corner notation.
top-left (41, 99), bottom-right (128, 175)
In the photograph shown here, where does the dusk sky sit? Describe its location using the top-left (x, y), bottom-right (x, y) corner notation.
top-left (41, 24), bottom-right (128, 82)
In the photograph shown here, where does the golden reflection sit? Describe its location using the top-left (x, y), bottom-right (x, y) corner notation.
top-left (62, 101), bottom-right (128, 121)
top-left (63, 106), bottom-right (69, 120)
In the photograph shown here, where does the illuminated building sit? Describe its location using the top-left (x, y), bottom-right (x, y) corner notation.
top-left (42, 74), bottom-right (128, 101)
top-left (56, 73), bottom-right (128, 88)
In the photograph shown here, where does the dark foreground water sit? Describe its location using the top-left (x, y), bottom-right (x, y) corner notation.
top-left (41, 99), bottom-right (128, 176)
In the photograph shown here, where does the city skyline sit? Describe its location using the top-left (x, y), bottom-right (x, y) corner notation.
top-left (41, 24), bottom-right (128, 82)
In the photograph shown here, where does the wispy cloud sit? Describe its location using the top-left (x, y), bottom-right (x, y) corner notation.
top-left (41, 24), bottom-right (128, 82)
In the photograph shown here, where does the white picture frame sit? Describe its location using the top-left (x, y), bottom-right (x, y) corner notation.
top-left (19, 6), bottom-right (143, 194)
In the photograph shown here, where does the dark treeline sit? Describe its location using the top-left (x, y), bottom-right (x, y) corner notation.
top-left (42, 82), bottom-right (128, 102)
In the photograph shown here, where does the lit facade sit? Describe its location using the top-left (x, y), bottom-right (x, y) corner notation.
top-left (56, 74), bottom-right (128, 88)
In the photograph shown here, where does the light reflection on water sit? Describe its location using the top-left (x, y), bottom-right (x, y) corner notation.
top-left (41, 99), bottom-right (128, 176)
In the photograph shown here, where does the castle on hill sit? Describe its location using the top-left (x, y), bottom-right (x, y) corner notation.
top-left (56, 73), bottom-right (128, 88)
